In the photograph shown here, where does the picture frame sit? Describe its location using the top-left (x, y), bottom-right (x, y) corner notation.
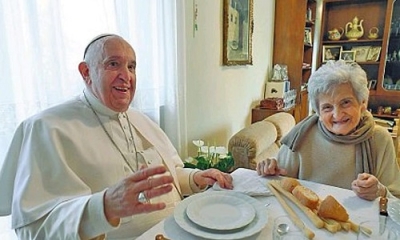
top-left (222, 0), bottom-right (254, 66)
top-left (366, 46), bottom-right (382, 62)
top-left (351, 46), bottom-right (371, 62)
top-left (340, 50), bottom-right (356, 62)
top-left (369, 79), bottom-right (377, 90)
top-left (322, 45), bottom-right (342, 62)
top-left (304, 27), bottom-right (312, 46)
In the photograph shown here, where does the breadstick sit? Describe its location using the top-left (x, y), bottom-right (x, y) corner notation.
top-left (269, 181), bottom-right (324, 228)
top-left (267, 182), bottom-right (315, 239)
top-left (348, 220), bottom-right (372, 235)
top-left (324, 218), bottom-right (341, 231)
top-left (337, 221), bottom-right (351, 231)
top-left (320, 217), bottom-right (340, 233)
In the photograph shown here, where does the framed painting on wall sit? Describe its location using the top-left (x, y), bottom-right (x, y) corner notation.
top-left (222, 0), bottom-right (254, 66)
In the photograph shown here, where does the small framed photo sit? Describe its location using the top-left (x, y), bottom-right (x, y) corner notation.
top-left (304, 27), bottom-right (312, 46)
top-left (322, 45), bottom-right (342, 62)
top-left (351, 46), bottom-right (371, 62)
top-left (366, 46), bottom-right (382, 62)
top-left (369, 79), bottom-right (377, 90)
top-left (340, 50), bottom-right (356, 62)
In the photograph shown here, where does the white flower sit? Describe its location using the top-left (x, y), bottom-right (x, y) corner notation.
top-left (215, 146), bottom-right (227, 155)
top-left (192, 140), bottom-right (204, 147)
top-left (185, 157), bottom-right (197, 163)
top-left (200, 146), bottom-right (209, 153)
top-left (192, 140), bottom-right (228, 157)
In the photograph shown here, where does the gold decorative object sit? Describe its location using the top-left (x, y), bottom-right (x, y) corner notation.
top-left (345, 16), bottom-right (364, 40)
top-left (328, 27), bottom-right (344, 41)
top-left (368, 27), bottom-right (379, 39)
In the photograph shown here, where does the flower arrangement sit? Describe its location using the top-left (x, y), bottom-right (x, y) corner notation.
top-left (183, 140), bottom-right (234, 173)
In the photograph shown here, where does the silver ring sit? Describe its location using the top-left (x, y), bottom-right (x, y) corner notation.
top-left (138, 191), bottom-right (149, 203)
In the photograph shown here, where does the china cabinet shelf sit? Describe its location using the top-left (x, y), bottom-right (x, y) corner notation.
top-left (317, 0), bottom-right (399, 114)
top-left (373, 113), bottom-right (399, 120)
top-left (322, 39), bottom-right (383, 44)
top-left (306, 20), bottom-right (315, 26)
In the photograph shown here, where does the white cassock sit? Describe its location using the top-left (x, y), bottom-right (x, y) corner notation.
top-left (0, 89), bottom-right (202, 239)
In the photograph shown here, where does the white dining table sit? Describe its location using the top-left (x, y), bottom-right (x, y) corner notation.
top-left (137, 168), bottom-right (400, 240)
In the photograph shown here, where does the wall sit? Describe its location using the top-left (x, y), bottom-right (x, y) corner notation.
top-left (183, 0), bottom-right (275, 157)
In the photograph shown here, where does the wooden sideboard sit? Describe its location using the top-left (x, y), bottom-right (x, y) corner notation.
top-left (251, 106), bottom-right (295, 124)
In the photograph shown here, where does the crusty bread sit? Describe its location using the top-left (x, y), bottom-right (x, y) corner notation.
top-left (280, 177), bottom-right (301, 192)
top-left (292, 185), bottom-right (320, 210)
top-left (317, 195), bottom-right (349, 222)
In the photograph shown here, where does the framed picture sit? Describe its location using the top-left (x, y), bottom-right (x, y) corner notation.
top-left (222, 0), bottom-right (254, 66)
top-left (340, 50), bottom-right (356, 62)
top-left (304, 27), bottom-right (312, 46)
top-left (366, 46), bottom-right (382, 62)
top-left (369, 79), bottom-right (377, 90)
top-left (322, 45), bottom-right (342, 62)
top-left (351, 46), bottom-right (371, 62)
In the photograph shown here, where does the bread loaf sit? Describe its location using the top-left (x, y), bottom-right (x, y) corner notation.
top-left (280, 177), bottom-right (301, 192)
top-left (317, 195), bottom-right (349, 222)
top-left (292, 185), bottom-right (320, 210)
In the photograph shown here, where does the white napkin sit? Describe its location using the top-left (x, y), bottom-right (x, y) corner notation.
top-left (212, 168), bottom-right (273, 196)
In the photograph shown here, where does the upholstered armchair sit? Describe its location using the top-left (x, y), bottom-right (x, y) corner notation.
top-left (228, 112), bottom-right (296, 170)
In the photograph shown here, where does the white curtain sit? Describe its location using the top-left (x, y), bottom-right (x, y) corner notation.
top-left (0, 0), bottom-right (182, 237)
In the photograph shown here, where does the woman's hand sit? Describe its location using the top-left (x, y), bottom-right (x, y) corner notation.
top-left (256, 158), bottom-right (287, 176)
top-left (193, 169), bottom-right (233, 190)
top-left (351, 173), bottom-right (386, 200)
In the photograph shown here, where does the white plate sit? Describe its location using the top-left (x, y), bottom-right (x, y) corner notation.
top-left (388, 199), bottom-right (400, 226)
top-left (174, 191), bottom-right (268, 240)
top-left (186, 193), bottom-right (256, 230)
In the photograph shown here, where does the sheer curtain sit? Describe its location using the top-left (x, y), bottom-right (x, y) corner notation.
top-left (0, 0), bottom-right (182, 238)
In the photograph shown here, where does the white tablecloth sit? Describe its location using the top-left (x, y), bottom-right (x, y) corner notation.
top-left (137, 168), bottom-right (400, 240)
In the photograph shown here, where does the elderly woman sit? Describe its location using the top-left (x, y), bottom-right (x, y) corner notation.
top-left (257, 60), bottom-right (400, 200)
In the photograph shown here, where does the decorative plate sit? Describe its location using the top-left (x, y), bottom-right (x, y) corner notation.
top-left (388, 199), bottom-right (400, 226)
top-left (174, 191), bottom-right (268, 240)
top-left (185, 193), bottom-right (256, 230)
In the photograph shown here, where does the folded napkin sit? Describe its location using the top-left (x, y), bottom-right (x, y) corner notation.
top-left (212, 168), bottom-right (273, 196)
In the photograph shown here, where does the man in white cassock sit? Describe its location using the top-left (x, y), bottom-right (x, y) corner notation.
top-left (0, 34), bottom-right (233, 240)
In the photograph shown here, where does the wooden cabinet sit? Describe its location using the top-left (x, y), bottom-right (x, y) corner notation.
top-left (317, 0), bottom-right (399, 115)
top-left (273, 0), bottom-right (316, 123)
top-left (251, 106), bottom-right (295, 124)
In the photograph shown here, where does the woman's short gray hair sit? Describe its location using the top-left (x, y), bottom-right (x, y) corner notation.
top-left (308, 60), bottom-right (369, 115)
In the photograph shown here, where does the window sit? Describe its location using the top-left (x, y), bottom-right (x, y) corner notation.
top-left (0, 1), bottom-right (181, 237)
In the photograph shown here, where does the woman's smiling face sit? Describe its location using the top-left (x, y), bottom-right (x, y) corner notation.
top-left (318, 83), bottom-right (366, 135)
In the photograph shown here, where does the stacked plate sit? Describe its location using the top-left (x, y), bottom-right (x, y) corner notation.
top-left (388, 199), bottom-right (400, 226)
top-left (173, 191), bottom-right (268, 239)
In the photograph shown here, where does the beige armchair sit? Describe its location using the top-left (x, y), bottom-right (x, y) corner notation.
top-left (228, 112), bottom-right (296, 170)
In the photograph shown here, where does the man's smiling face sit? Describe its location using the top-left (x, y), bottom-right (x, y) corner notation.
top-left (88, 37), bottom-right (137, 112)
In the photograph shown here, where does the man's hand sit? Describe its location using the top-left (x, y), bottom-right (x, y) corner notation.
top-left (351, 173), bottom-right (385, 200)
top-left (103, 165), bottom-right (174, 225)
top-left (193, 169), bottom-right (233, 190)
top-left (256, 158), bottom-right (287, 176)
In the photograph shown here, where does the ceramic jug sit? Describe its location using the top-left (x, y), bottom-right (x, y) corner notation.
top-left (328, 27), bottom-right (344, 41)
top-left (368, 27), bottom-right (379, 39)
top-left (345, 16), bottom-right (364, 40)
